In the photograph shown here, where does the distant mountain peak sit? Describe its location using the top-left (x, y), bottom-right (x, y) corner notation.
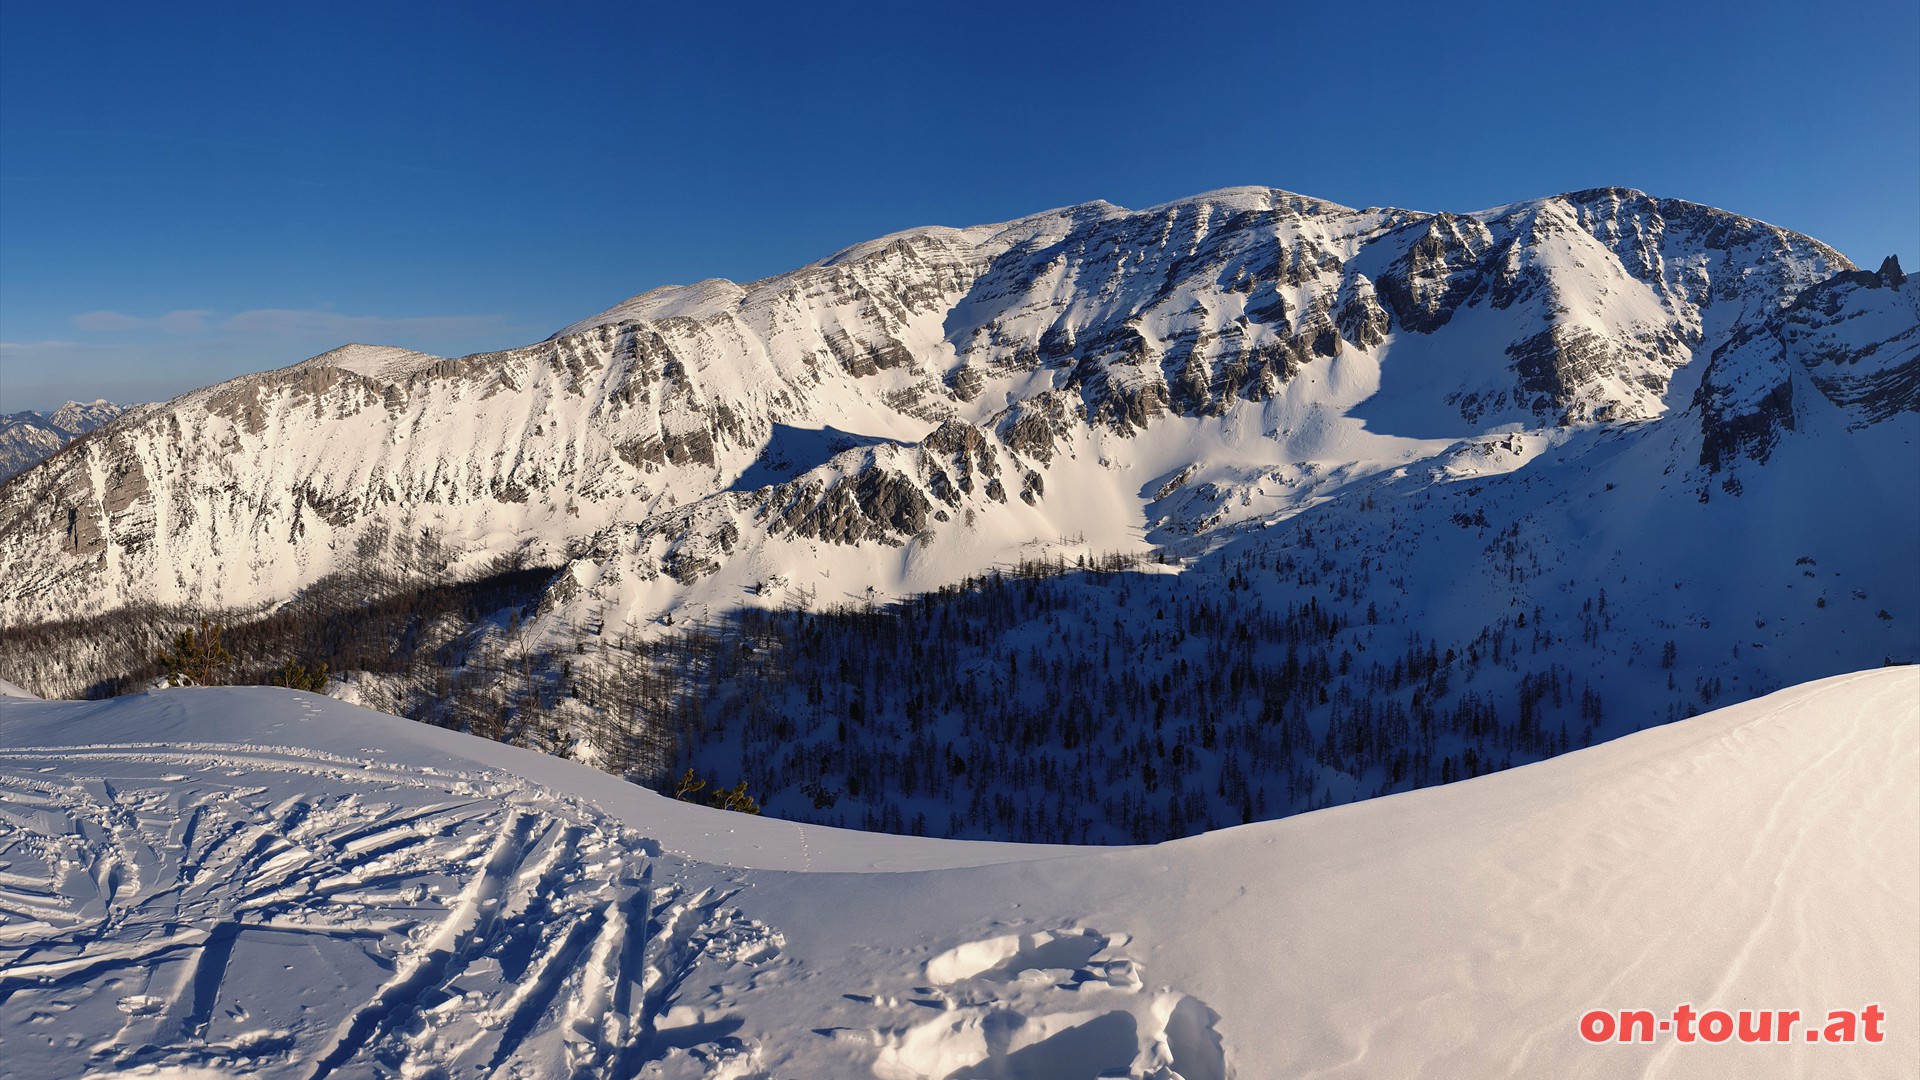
top-left (0, 399), bottom-right (126, 482)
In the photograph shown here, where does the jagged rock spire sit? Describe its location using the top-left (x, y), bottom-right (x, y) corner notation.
top-left (1878, 254), bottom-right (1906, 288)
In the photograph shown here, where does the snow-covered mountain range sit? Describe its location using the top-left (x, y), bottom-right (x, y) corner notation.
top-left (0, 187), bottom-right (1890, 621)
top-left (0, 186), bottom-right (1913, 839)
top-left (0, 668), bottom-right (1912, 1077)
top-left (0, 400), bottom-right (125, 482)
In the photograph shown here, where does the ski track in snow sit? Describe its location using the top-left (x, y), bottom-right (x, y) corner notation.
top-left (0, 693), bottom-right (1225, 1079)
top-left (0, 699), bottom-right (787, 1078)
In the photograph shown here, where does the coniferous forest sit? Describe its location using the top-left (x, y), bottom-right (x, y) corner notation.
top-left (8, 522), bottom-right (1751, 846)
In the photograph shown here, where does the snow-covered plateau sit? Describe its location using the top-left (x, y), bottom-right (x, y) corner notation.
top-left (0, 668), bottom-right (1913, 1078)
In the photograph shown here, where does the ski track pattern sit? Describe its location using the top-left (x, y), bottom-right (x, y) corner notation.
top-left (0, 704), bottom-right (785, 1078)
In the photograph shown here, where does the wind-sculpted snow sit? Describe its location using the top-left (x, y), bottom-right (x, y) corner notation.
top-left (0, 672), bottom-right (1914, 1077)
top-left (828, 926), bottom-right (1228, 1080)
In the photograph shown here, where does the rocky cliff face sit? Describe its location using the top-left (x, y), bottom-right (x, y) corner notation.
top-left (1696, 257), bottom-right (1918, 482)
top-left (0, 187), bottom-right (1884, 633)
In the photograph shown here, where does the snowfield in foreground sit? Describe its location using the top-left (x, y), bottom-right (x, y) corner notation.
top-left (0, 670), bottom-right (1914, 1079)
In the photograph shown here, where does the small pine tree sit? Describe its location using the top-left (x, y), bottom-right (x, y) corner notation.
top-left (673, 768), bottom-right (708, 802)
top-left (276, 657), bottom-right (330, 693)
top-left (672, 767), bottom-right (760, 815)
top-left (711, 780), bottom-right (761, 815)
top-left (156, 618), bottom-right (231, 687)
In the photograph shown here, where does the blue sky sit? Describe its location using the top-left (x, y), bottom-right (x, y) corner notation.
top-left (2, 0), bottom-right (1915, 412)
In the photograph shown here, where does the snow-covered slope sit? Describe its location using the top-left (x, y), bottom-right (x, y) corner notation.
top-left (0, 670), bottom-right (1913, 1077)
top-left (0, 400), bottom-right (125, 482)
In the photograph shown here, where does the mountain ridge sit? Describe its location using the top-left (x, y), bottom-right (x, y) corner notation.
top-left (0, 184), bottom-right (1861, 622)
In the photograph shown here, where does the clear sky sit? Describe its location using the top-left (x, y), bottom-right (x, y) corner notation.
top-left (2, 0), bottom-right (1915, 412)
